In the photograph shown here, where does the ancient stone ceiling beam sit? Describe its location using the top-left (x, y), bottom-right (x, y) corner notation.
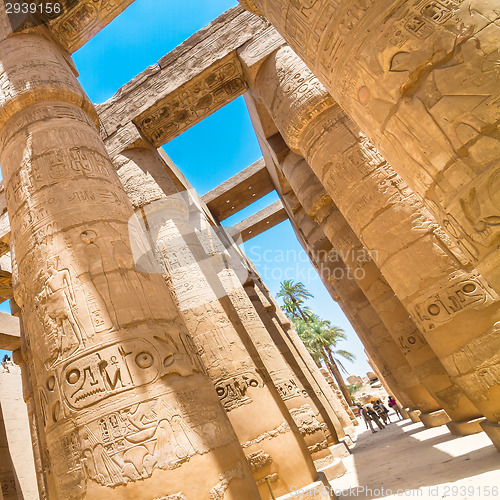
top-left (97, 6), bottom-right (269, 149)
top-left (0, 311), bottom-right (19, 351)
top-left (7, 0), bottom-right (136, 53)
top-left (231, 200), bottom-right (287, 242)
top-left (202, 158), bottom-right (274, 221)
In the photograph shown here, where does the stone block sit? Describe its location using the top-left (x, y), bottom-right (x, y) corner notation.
top-left (316, 457), bottom-right (347, 481)
top-left (447, 417), bottom-right (485, 436)
top-left (329, 442), bottom-right (350, 458)
top-left (479, 420), bottom-right (500, 452)
top-left (420, 409), bottom-right (451, 428)
top-left (408, 410), bottom-right (422, 423)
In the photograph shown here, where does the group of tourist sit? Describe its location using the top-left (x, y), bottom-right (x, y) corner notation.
top-left (356, 396), bottom-right (405, 433)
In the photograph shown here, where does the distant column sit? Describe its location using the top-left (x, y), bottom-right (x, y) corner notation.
top-left (280, 151), bottom-right (482, 430)
top-left (242, 44), bottom-right (500, 445)
top-left (292, 206), bottom-right (433, 414)
top-left (0, 33), bottom-right (259, 499)
top-left (238, 0), bottom-right (500, 329)
top-left (113, 145), bottom-right (335, 499)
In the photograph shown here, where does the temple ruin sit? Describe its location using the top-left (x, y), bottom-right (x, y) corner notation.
top-left (0, 1), bottom-right (499, 499)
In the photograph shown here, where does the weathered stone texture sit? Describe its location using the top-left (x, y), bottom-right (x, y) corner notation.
top-left (0, 33), bottom-right (258, 500)
top-left (97, 6), bottom-right (269, 149)
top-left (112, 145), bottom-right (328, 499)
top-left (243, 42), bottom-right (500, 428)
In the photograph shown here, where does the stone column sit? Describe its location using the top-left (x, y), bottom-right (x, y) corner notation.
top-left (244, 45), bottom-right (500, 445)
top-left (238, 0), bottom-right (500, 308)
top-left (366, 354), bottom-right (409, 419)
top-left (0, 33), bottom-right (259, 499)
top-left (113, 145), bottom-right (334, 499)
top-left (272, 296), bottom-right (357, 435)
top-left (12, 339), bottom-right (49, 500)
top-left (287, 200), bottom-right (428, 413)
top-left (0, 403), bottom-right (17, 500)
top-left (243, 280), bottom-right (352, 473)
top-left (281, 151), bottom-right (482, 430)
top-left (248, 275), bottom-right (357, 436)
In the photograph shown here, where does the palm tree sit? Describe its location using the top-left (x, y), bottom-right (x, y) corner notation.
top-left (277, 280), bottom-right (313, 322)
top-left (282, 297), bottom-right (313, 321)
top-left (295, 315), bottom-right (355, 405)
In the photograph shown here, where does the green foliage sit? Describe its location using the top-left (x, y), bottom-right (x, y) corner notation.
top-left (277, 280), bottom-right (314, 321)
top-left (347, 383), bottom-right (363, 399)
top-left (276, 280), bottom-right (355, 372)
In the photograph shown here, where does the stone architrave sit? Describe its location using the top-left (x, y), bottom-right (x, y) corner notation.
top-left (280, 152), bottom-right (482, 431)
top-left (112, 145), bottom-right (334, 499)
top-left (243, 44), bottom-right (500, 444)
top-left (0, 33), bottom-right (260, 499)
top-left (237, 0), bottom-right (500, 307)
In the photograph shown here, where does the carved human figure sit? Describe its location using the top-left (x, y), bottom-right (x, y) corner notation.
top-left (80, 230), bottom-right (116, 330)
top-left (112, 146), bottom-right (332, 499)
top-left (241, 43), bottom-right (500, 444)
top-left (44, 259), bottom-right (87, 354)
top-left (238, 0), bottom-right (500, 273)
top-left (0, 32), bottom-right (260, 498)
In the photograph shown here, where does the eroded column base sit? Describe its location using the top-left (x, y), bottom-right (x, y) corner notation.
top-left (343, 425), bottom-right (356, 440)
top-left (314, 457), bottom-right (347, 480)
top-left (400, 408), bottom-right (410, 419)
top-left (408, 410), bottom-right (422, 423)
top-left (446, 417), bottom-right (485, 436)
top-left (329, 442), bottom-right (350, 458)
top-left (277, 473), bottom-right (337, 499)
top-left (479, 419), bottom-right (500, 451)
top-left (419, 409), bottom-right (451, 428)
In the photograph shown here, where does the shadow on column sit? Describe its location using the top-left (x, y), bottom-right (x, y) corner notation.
top-left (0, 401), bottom-right (24, 500)
top-left (330, 410), bottom-right (498, 499)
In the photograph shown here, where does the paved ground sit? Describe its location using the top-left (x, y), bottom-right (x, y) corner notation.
top-left (329, 412), bottom-right (500, 500)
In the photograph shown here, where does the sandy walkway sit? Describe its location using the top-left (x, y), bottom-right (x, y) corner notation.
top-left (327, 412), bottom-right (499, 500)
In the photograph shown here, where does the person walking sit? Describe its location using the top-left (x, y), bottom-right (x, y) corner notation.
top-left (360, 406), bottom-right (377, 433)
top-left (387, 395), bottom-right (404, 420)
top-left (366, 404), bottom-right (385, 430)
top-left (1, 354), bottom-right (10, 373)
top-left (373, 400), bottom-right (390, 425)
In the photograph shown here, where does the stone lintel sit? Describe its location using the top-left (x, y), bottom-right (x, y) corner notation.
top-left (97, 6), bottom-right (269, 146)
top-left (0, 311), bottom-right (20, 351)
top-left (202, 158), bottom-right (274, 221)
top-left (236, 25), bottom-right (285, 84)
top-left (7, 0), bottom-right (136, 53)
top-left (231, 200), bottom-right (287, 242)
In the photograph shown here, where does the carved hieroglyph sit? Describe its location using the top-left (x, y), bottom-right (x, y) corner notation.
top-left (240, 0), bottom-right (500, 283)
top-left (246, 44), bottom-right (500, 428)
top-left (134, 54), bottom-right (248, 147)
top-left (291, 205), bottom-right (436, 413)
top-left (6, 0), bottom-right (136, 53)
top-left (280, 152), bottom-right (480, 425)
top-left (0, 33), bottom-right (260, 499)
top-left (112, 146), bottom-right (323, 499)
top-left (244, 278), bottom-right (353, 440)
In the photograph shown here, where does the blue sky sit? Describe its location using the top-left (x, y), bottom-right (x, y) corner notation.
top-left (3, 0), bottom-right (371, 376)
